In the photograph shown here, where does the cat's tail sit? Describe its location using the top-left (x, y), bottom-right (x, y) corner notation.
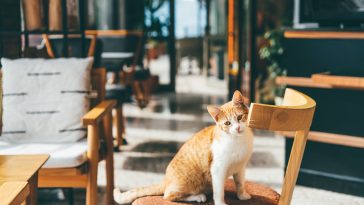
top-left (114, 183), bottom-right (165, 204)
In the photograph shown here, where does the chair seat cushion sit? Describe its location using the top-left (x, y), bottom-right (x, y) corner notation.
top-left (0, 140), bottom-right (88, 168)
top-left (132, 179), bottom-right (280, 205)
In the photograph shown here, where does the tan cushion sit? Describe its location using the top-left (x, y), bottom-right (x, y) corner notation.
top-left (133, 179), bottom-right (280, 205)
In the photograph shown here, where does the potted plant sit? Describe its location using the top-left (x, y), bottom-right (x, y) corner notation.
top-left (258, 30), bottom-right (286, 105)
top-left (144, 0), bottom-right (170, 59)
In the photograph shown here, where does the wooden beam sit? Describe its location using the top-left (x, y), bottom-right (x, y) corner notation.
top-left (38, 175), bottom-right (88, 188)
top-left (285, 30), bottom-right (364, 39)
top-left (249, 0), bottom-right (257, 102)
top-left (280, 131), bottom-right (364, 149)
top-left (276, 76), bottom-right (333, 89)
top-left (312, 73), bottom-right (364, 90)
top-left (39, 164), bottom-right (88, 177)
top-left (277, 75), bottom-right (364, 90)
top-left (227, 0), bottom-right (235, 64)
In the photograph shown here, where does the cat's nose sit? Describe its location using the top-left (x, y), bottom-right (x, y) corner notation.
top-left (236, 126), bottom-right (241, 132)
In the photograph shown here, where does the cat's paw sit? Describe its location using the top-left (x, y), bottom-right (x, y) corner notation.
top-left (237, 191), bottom-right (251, 200)
top-left (184, 193), bottom-right (207, 203)
top-left (195, 193), bottom-right (207, 203)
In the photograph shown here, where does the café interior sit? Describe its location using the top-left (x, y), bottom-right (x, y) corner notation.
top-left (0, 0), bottom-right (364, 205)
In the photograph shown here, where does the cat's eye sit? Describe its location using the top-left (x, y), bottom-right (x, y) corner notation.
top-left (224, 121), bottom-right (231, 126)
top-left (237, 115), bottom-right (243, 121)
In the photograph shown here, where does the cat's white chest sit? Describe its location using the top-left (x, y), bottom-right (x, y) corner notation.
top-left (211, 130), bottom-right (253, 176)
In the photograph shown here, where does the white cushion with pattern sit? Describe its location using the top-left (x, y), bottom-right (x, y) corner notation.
top-left (0, 58), bottom-right (93, 143)
top-left (0, 139), bottom-right (88, 168)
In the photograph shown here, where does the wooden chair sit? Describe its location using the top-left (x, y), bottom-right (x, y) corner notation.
top-left (87, 30), bottom-right (151, 110)
top-left (0, 182), bottom-right (30, 205)
top-left (132, 88), bottom-right (316, 205)
top-left (0, 68), bottom-right (115, 205)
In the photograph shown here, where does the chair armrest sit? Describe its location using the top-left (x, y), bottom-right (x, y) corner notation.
top-left (0, 182), bottom-right (30, 205)
top-left (84, 100), bottom-right (116, 173)
top-left (83, 100), bottom-right (116, 126)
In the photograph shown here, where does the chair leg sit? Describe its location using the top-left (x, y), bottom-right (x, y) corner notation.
top-left (67, 188), bottom-right (74, 205)
top-left (86, 125), bottom-right (99, 205)
top-left (86, 162), bottom-right (98, 205)
top-left (86, 169), bottom-right (98, 205)
top-left (105, 156), bottom-right (115, 205)
top-left (25, 173), bottom-right (38, 205)
top-left (121, 107), bottom-right (128, 145)
top-left (141, 79), bottom-right (151, 105)
top-left (104, 112), bottom-right (115, 205)
top-left (120, 106), bottom-right (126, 136)
top-left (132, 81), bottom-right (147, 108)
top-left (113, 106), bottom-right (125, 147)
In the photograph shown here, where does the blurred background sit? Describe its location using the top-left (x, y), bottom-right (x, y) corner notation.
top-left (1, 0), bottom-right (364, 204)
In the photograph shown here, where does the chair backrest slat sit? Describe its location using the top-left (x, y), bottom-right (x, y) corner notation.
top-left (248, 88), bottom-right (315, 131)
top-left (247, 88), bottom-right (316, 205)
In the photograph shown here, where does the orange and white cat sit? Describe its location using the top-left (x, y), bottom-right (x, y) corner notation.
top-left (114, 91), bottom-right (253, 205)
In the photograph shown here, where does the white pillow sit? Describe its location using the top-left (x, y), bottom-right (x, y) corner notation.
top-left (1, 58), bottom-right (93, 143)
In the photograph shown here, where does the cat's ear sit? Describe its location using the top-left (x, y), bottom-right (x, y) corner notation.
top-left (207, 105), bottom-right (221, 122)
top-left (232, 90), bottom-right (249, 110)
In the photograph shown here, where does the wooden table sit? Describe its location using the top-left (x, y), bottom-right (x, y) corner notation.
top-left (0, 155), bottom-right (49, 205)
top-left (0, 181), bottom-right (30, 205)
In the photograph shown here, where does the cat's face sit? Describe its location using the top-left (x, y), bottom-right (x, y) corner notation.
top-left (207, 91), bottom-right (249, 136)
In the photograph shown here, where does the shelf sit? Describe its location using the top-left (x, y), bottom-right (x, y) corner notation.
top-left (284, 30), bottom-right (364, 39)
top-left (280, 131), bottom-right (364, 149)
top-left (312, 73), bottom-right (364, 90)
top-left (277, 76), bottom-right (364, 90)
top-left (276, 76), bottom-right (333, 89)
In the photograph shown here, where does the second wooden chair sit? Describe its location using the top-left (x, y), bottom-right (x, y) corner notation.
top-left (132, 88), bottom-right (316, 205)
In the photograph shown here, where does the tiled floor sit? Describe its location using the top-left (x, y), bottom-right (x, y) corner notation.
top-left (39, 75), bottom-right (364, 205)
